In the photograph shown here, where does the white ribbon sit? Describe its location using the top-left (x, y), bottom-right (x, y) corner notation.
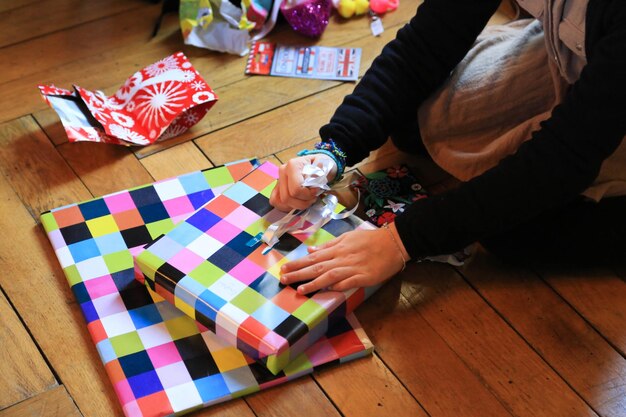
top-left (260, 160), bottom-right (357, 250)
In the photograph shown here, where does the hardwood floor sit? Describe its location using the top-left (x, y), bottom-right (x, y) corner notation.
top-left (0, 1), bottom-right (624, 416)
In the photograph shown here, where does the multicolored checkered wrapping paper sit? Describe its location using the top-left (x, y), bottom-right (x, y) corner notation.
top-left (135, 161), bottom-right (379, 375)
top-left (40, 159), bottom-right (374, 417)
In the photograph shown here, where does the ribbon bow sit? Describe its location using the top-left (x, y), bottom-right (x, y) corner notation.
top-left (260, 159), bottom-right (357, 250)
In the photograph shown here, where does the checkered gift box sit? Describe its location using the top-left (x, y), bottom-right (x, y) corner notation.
top-left (40, 159), bottom-right (373, 417)
top-left (135, 161), bottom-right (379, 375)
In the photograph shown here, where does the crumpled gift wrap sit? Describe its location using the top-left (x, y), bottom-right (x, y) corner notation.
top-left (39, 52), bottom-right (217, 146)
top-left (40, 158), bottom-right (373, 417)
top-left (180, 0), bottom-right (282, 56)
top-left (135, 161), bottom-right (379, 375)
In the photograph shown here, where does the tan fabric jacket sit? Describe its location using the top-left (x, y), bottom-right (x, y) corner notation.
top-left (518, 0), bottom-right (587, 83)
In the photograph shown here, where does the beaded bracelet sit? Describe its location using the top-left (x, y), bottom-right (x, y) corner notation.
top-left (297, 139), bottom-right (347, 184)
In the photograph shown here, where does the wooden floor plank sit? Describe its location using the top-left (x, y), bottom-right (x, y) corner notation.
top-left (0, 7), bottom-right (167, 123)
top-left (140, 75), bottom-right (341, 159)
top-left (57, 141), bottom-right (153, 197)
top-left (0, 0), bottom-right (39, 14)
top-left (192, 400), bottom-right (257, 417)
top-left (136, 17), bottom-right (412, 159)
top-left (245, 378), bottom-right (341, 417)
top-left (460, 249), bottom-right (626, 417)
top-left (0, 116), bottom-right (92, 217)
top-left (0, 289), bottom-right (57, 409)
top-left (196, 83), bottom-right (354, 165)
top-left (0, 161), bottom-right (123, 417)
top-left (0, 386), bottom-right (81, 417)
top-left (1, 1), bottom-right (616, 416)
top-left (356, 276), bottom-right (514, 417)
top-left (0, 1), bottom-right (160, 86)
top-left (539, 268), bottom-right (626, 356)
top-left (30, 0), bottom-right (418, 150)
top-left (140, 141), bottom-right (213, 181)
top-left (0, 0), bottom-right (145, 48)
top-left (314, 354), bottom-right (429, 417)
top-left (401, 262), bottom-right (598, 417)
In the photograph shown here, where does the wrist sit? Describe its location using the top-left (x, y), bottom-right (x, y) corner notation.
top-left (381, 222), bottom-right (410, 273)
top-left (296, 139), bottom-right (347, 185)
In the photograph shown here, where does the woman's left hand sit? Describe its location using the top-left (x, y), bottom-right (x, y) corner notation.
top-left (280, 222), bottom-right (409, 294)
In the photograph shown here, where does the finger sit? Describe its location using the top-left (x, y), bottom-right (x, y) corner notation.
top-left (287, 173), bottom-right (318, 202)
top-left (269, 182), bottom-right (288, 211)
top-left (278, 164), bottom-right (290, 208)
top-left (328, 276), bottom-right (366, 292)
top-left (281, 260), bottom-right (331, 286)
top-left (307, 234), bottom-right (344, 253)
top-left (280, 247), bottom-right (334, 276)
top-left (297, 267), bottom-right (354, 295)
top-left (276, 165), bottom-right (316, 210)
top-left (285, 159), bottom-right (318, 201)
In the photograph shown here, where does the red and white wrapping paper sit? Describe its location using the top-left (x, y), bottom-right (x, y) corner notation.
top-left (39, 52), bottom-right (217, 146)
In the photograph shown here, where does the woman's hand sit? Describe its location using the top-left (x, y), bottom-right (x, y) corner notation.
top-left (280, 222), bottom-right (410, 294)
top-left (269, 154), bottom-right (337, 212)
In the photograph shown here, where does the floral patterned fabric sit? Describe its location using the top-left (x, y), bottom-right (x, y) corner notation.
top-left (351, 165), bottom-right (428, 226)
top-left (39, 52), bottom-right (217, 146)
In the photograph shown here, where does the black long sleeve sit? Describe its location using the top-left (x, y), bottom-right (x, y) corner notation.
top-left (320, 0), bottom-right (626, 259)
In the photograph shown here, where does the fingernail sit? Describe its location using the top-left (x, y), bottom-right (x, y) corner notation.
top-left (280, 275), bottom-right (287, 284)
top-left (297, 285), bottom-right (306, 294)
top-left (281, 264), bottom-right (287, 272)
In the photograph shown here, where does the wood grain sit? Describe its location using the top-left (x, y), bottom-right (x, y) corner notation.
top-left (0, 116), bottom-right (91, 217)
top-left (0, 161), bottom-right (123, 417)
top-left (137, 15), bottom-right (412, 159)
top-left (245, 377), bottom-right (341, 417)
top-left (57, 141), bottom-right (153, 197)
top-left (0, 2), bottom-right (160, 86)
top-left (30, 0), bottom-right (419, 150)
top-left (0, 290), bottom-right (56, 409)
top-left (0, 0), bottom-right (39, 14)
top-left (192, 400), bottom-right (257, 417)
top-left (140, 141), bottom-right (213, 181)
top-left (0, 386), bottom-right (81, 417)
top-left (540, 267), bottom-right (626, 356)
top-left (356, 274), bottom-right (515, 417)
top-left (1, 2), bottom-right (624, 417)
top-left (0, 0), bottom-right (145, 49)
top-left (314, 355), bottom-right (429, 417)
top-left (459, 249), bottom-right (626, 417)
top-left (196, 83), bottom-right (354, 165)
top-left (401, 262), bottom-right (598, 417)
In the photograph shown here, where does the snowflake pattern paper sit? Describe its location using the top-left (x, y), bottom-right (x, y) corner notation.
top-left (39, 52), bottom-right (217, 146)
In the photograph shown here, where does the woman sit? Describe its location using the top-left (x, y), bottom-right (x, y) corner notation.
top-left (270, 0), bottom-right (626, 295)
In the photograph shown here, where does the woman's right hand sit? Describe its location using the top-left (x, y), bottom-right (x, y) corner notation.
top-left (269, 154), bottom-right (338, 212)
